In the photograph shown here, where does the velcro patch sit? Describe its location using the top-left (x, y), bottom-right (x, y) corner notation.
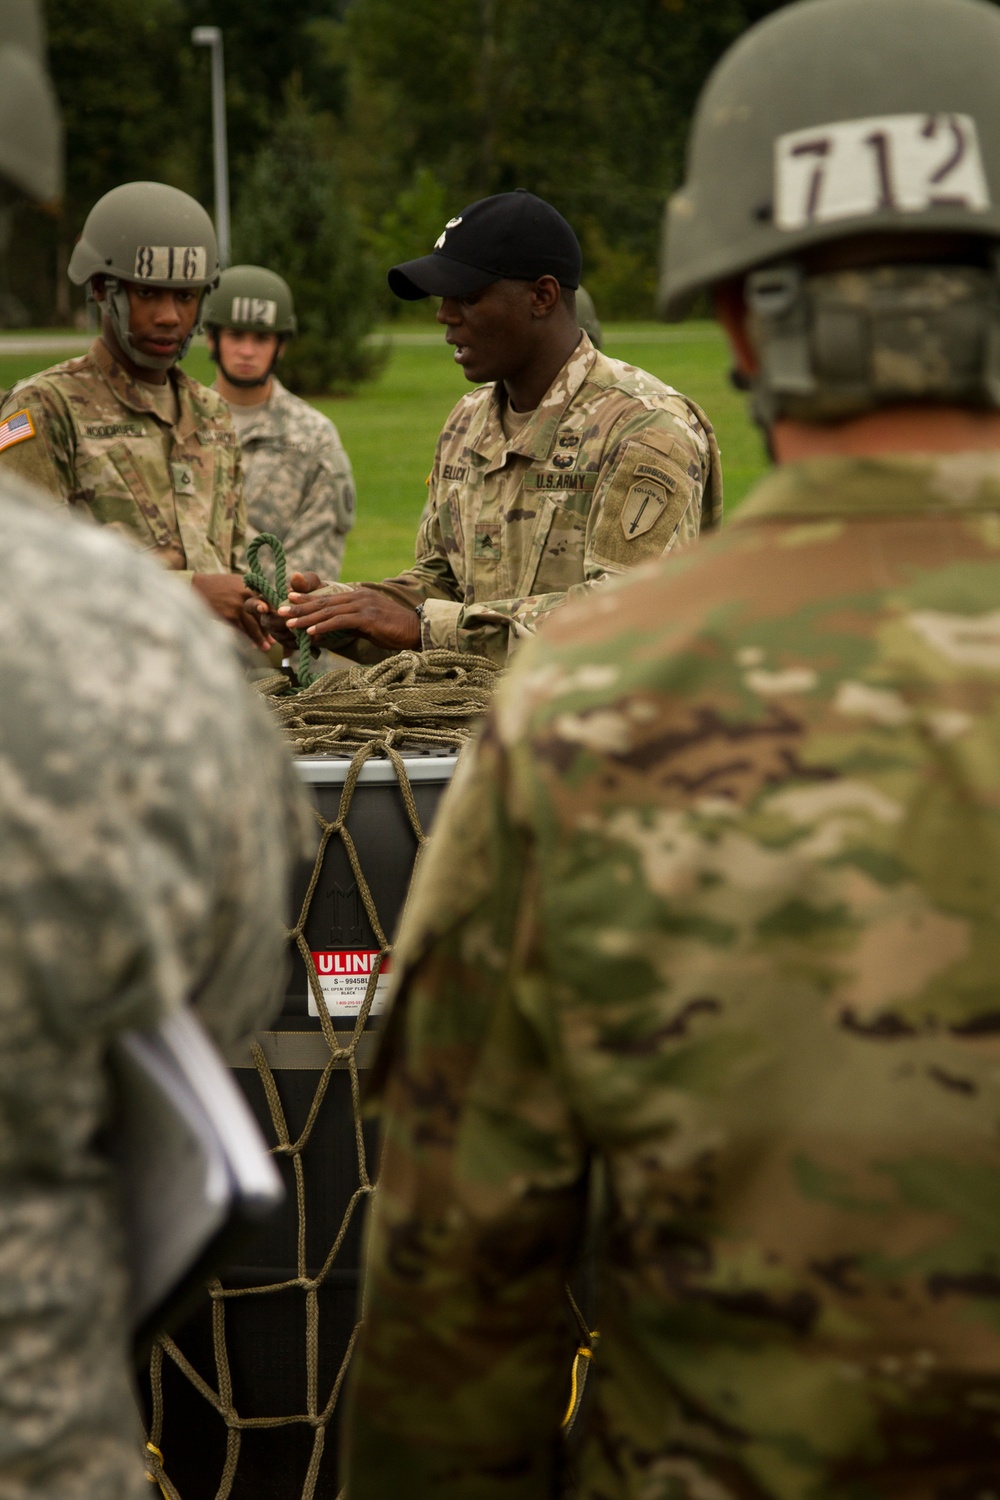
top-left (197, 428), bottom-right (236, 446)
top-left (621, 479), bottom-right (668, 540)
top-left (134, 245), bottom-right (208, 281)
top-left (84, 422), bottom-right (145, 439)
top-left (171, 461), bottom-right (196, 495)
top-left (0, 408), bottom-right (35, 453)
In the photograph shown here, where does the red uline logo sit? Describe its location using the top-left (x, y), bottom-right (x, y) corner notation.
top-left (312, 950), bottom-right (392, 976)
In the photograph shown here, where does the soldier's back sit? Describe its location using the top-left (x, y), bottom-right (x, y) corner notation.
top-left (496, 448), bottom-right (1000, 1497)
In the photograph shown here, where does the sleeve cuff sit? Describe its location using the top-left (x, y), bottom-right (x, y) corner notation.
top-left (419, 597), bottom-right (463, 651)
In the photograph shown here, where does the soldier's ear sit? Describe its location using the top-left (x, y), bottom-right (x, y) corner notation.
top-left (91, 274), bottom-right (107, 304)
top-left (529, 274), bottom-right (562, 319)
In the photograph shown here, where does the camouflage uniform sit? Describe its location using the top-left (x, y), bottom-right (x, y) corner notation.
top-left (344, 450), bottom-right (1000, 1499)
top-left (357, 332), bottom-right (722, 665)
top-left (0, 339), bottom-right (247, 579)
top-left (230, 376), bottom-right (354, 580)
top-left (0, 468), bottom-right (307, 1499)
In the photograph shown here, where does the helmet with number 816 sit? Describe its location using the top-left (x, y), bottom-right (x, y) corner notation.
top-left (660, 0), bottom-right (1000, 317)
top-left (68, 182), bottom-right (219, 372)
top-left (69, 182), bottom-right (219, 291)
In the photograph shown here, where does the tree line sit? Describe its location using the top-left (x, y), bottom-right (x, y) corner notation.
top-left (11, 0), bottom-right (805, 389)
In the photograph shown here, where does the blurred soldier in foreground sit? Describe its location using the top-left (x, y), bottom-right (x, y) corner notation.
top-left (204, 265), bottom-right (356, 580)
top-left (277, 190), bottom-right (721, 665)
top-left (0, 15), bottom-right (308, 1493)
top-left (0, 183), bottom-right (272, 651)
top-left (344, 1), bottom-right (1000, 1496)
top-left (0, 480), bottom-right (305, 1499)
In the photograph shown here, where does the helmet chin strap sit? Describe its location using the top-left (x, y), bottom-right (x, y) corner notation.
top-left (208, 330), bottom-right (283, 389)
top-left (103, 278), bottom-right (205, 372)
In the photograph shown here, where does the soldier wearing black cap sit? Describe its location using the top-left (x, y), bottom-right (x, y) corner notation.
top-left (277, 190), bottom-right (722, 666)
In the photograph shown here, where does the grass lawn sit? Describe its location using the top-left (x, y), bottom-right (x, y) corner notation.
top-left (0, 322), bottom-right (768, 583)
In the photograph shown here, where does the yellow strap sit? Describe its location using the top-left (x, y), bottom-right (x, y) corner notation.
top-left (144, 1441), bottom-right (171, 1499)
top-left (561, 1343), bottom-right (595, 1429)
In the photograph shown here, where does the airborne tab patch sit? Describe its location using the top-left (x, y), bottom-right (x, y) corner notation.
top-left (635, 462), bottom-right (677, 490)
top-left (134, 245), bottom-right (208, 281)
top-left (0, 408), bottom-right (35, 453)
top-left (621, 478), bottom-right (668, 540)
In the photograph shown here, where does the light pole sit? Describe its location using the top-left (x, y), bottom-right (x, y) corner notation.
top-left (191, 26), bottom-right (231, 268)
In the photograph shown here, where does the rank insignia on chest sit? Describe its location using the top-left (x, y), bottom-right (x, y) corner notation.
top-left (171, 462), bottom-right (196, 495)
top-left (621, 478), bottom-right (668, 539)
top-left (552, 453), bottom-right (575, 470)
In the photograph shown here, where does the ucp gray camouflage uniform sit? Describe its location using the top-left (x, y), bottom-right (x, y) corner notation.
top-left (228, 377), bottom-right (355, 580)
top-left (0, 472), bottom-right (308, 1499)
top-left (344, 450), bottom-right (1000, 1499)
top-left (0, 339), bottom-right (247, 580)
top-left (354, 332), bottom-right (721, 664)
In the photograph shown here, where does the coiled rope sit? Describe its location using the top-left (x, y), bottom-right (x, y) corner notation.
top-left (254, 648), bottom-right (500, 754)
top-left (243, 532), bottom-right (318, 691)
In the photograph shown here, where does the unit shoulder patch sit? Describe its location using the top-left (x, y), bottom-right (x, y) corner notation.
top-left (621, 478), bottom-right (668, 540)
top-left (0, 408), bottom-right (35, 454)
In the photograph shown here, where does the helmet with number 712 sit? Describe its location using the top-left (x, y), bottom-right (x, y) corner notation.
top-left (659, 0), bottom-right (1000, 317)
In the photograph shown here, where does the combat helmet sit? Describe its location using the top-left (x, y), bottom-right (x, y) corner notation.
top-left (203, 265), bottom-right (296, 389)
top-left (204, 266), bottom-right (297, 337)
top-left (660, 0), bottom-right (1000, 422)
top-left (0, 0), bottom-right (62, 203)
top-left (69, 182), bottom-right (220, 371)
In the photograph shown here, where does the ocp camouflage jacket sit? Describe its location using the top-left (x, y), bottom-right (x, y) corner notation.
top-left (365, 333), bottom-right (722, 664)
top-left (0, 338), bottom-right (246, 580)
top-left (345, 450), bottom-right (1000, 1500)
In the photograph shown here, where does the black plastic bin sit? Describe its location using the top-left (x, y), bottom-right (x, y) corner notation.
top-left (143, 750), bottom-right (458, 1500)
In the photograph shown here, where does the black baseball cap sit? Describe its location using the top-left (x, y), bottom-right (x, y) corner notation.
top-left (388, 190), bottom-right (582, 300)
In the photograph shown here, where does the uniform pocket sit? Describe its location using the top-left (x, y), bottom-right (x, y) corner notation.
top-left (98, 440), bottom-right (174, 550)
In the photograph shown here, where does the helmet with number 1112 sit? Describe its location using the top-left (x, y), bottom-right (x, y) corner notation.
top-left (660, 0), bottom-right (1000, 424)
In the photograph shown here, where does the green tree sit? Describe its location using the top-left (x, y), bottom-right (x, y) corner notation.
top-left (340, 0), bottom-right (799, 317)
top-left (232, 93), bottom-right (382, 394)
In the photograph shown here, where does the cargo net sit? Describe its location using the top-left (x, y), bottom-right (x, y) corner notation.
top-left (144, 649), bottom-right (502, 1500)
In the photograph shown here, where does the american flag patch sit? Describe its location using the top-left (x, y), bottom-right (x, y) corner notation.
top-left (0, 409), bottom-right (35, 454)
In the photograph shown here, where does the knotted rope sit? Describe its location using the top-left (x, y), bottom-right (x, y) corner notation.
top-left (243, 532), bottom-right (318, 691)
top-left (254, 648), bottom-right (500, 754)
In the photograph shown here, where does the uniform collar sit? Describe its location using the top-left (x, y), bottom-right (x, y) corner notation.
top-left (90, 336), bottom-right (203, 440)
top-left (466, 331), bottom-right (598, 474)
top-left (732, 451), bottom-right (1000, 524)
top-left (215, 377), bottom-right (287, 440)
